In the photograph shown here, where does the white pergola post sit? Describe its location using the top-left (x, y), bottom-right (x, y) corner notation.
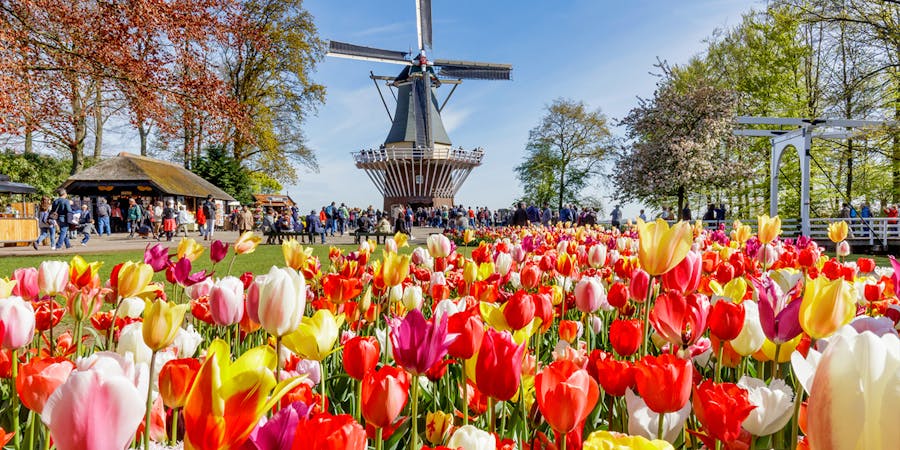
top-left (769, 128), bottom-right (812, 237)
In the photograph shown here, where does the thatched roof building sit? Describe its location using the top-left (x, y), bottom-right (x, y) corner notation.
top-left (61, 153), bottom-right (235, 202)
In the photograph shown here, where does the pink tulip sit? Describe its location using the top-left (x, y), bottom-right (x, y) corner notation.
top-left (185, 278), bottom-right (214, 301)
top-left (390, 308), bottom-right (457, 375)
top-left (210, 240), bottom-right (229, 264)
top-left (209, 277), bottom-right (245, 326)
top-left (38, 260), bottom-right (69, 296)
top-left (0, 296), bottom-right (35, 350)
top-left (660, 250), bottom-right (701, 294)
top-left (42, 365), bottom-right (145, 450)
top-left (588, 244), bottom-right (607, 268)
top-left (574, 276), bottom-right (608, 314)
top-left (143, 243), bottom-right (170, 272)
top-left (254, 266), bottom-right (306, 337)
top-left (649, 291), bottom-right (710, 347)
top-left (426, 234), bottom-right (452, 258)
top-left (11, 267), bottom-right (39, 301)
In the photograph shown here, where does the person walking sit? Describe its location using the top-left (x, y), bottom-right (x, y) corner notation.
top-left (196, 205), bottom-right (207, 239)
top-left (201, 195), bottom-right (217, 240)
top-left (681, 203), bottom-right (692, 221)
top-left (393, 211), bottom-right (409, 235)
top-left (884, 203), bottom-right (898, 236)
top-left (50, 188), bottom-right (72, 250)
top-left (33, 197), bottom-right (56, 250)
top-left (176, 205), bottom-right (192, 238)
top-left (511, 202), bottom-right (529, 227)
top-left (96, 197), bottom-right (112, 236)
top-left (239, 205), bottom-right (255, 233)
top-left (162, 200), bottom-right (177, 241)
top-left (610, 205), bottom-right (622, 228)
top-left (127, 198), bottom-right (142, 238)
top-left (306, 209), bottom-right (326, 244)
top-left (77, 203), bottom-right (94, 246)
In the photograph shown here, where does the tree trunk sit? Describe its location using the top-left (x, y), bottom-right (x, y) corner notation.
top-left (70, 89), bottom-right (87, 175)
top-left (24, 129), bottom-right (33, 154)
top-left (893, 89), bottom-right (900, 203)
top-left (93, 84), bottom-right (103, 160)
top-left (138, 121), bottom-right (149, 156)
top-left (677, 185), bottom-right (685, 220)
top-left (557, 165), bottom-right (566, 211)
top-left (845, 138), bottom-right (853, 201)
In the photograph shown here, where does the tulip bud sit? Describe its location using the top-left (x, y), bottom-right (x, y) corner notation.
top-left (38, 260), bottom-right (69, 296)
top-left (427, 234), bottom-right (452, 258)
top-left (503, 291), bottom-right (535, 330)
top-left (0, 296), bottom-right (35, 350)
top-left (495, 252), bottom-right (513, 276)
top-left (447, 425), bottom-right (496, 450)
top-left (142, 299), bottom-right (189, 351)
top-left (607, 282), bottom-right (628, 308)
top-left (836, 241), bottom-right (851, 257)
top-left (401, 285), bottom-right (423, 310)
top-left (609, 319), bottom-right (642, 356)
top-left (158, 358), bottom-right (201, 409)
top-left (384, 238), bottom-right (398, 254)
top-left (411, 247), bottom-right (430, 266)
top-left (425, 411), bottom-right (454, 444)
top-left (629, 270), bottom-right (650, 302)
top-left (588, 244), bottom-right (607, 268)
top-left (520, 264), bottom-right (542, 290)
top-left (254, 266), bottom-right (306, 338)
top-left (708, 300), bottom-right (745, 341)
top-left (574, 276), bottom-right (608, 313)
top-left (559, 320), bottom-right (581, 343)
top-left (343, 336), bottom-right (379, 381)
top-left (388, 284), bottom-right (403, 303)
top-left (463, 260), bottom-right (478, 284)
top-left (757, 244), bottom-right (778, 268)
top-left (208, 276), bottom-right (245, 326)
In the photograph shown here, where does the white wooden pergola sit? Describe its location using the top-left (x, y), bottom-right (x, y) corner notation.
top-left (734, 117), bottom-right (894, 236)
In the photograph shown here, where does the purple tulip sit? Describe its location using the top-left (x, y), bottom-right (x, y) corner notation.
top-left (754, 275), bottom-right (802, 344)
top-left (169, 257), bottom-right (192, 285)
top-left (390, 308), bottom-right (457, 375)
top-left (144, 243), bottom-right (170, 272)
top-left (210, 240), bottom-right (229, 264)
top-left (184, 270), bottom-right (213, 287)
top-left (890, 256), bottom-right (900, 299)
top-left (248, 401), bottom-right (311, 450)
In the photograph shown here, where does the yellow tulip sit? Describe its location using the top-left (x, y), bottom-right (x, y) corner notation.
top-left (730, 220), bottom-right (752, 244)
top-left (177, 237), bottom-right (204, 262)
top-left (234, 231), bottom-right (262, 255)
top-left (463, 229), bottom-right (475, 244)
top-left (116, 261), bottom-right (154, 299)
top-left (282, 238), bottom-right (314, 271)
top-left (583, 431), bottom-right (674, 450)
top-left (799, 276), bottom-right (856, 339)
top-left (0, 278), bottom-right (15, 297)
top-left (382, 251), bottom-right (411, 287)
top-left (391, 231), bottom-right (409, 248)
top-left (69, 255), bottom-right (102, 285)
top-left (462, 260), bottom-right (478, 284)
top-left (757, 214), bottom-right (782, 244)
top-left (756, 334), bottom-right (803, 363)
top-left (183, 339), bottom-right (304, 449)
top-left (282, 309), bottom-right (345, 361)
top-left (142, 299), bottom-right (189, 351)
top-left (425, 411), bottom-right (453, 444)
top-left (477, 262), bottom-right (495, 281)
top-left (635, 219), bottom-right (692, 276)
top-left (827, 221), bottom-right (849, 243)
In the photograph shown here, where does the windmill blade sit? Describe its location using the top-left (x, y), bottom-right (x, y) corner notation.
top-left (434, 59), bottom-right (512, 80)
top-left (327, 41), bottom-right (411, 65)
top-left (415, 0), bottom-right (433, 50)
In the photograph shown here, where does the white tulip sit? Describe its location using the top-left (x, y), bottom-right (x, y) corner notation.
top-left (731, 300), bottom-right (765, 356)
top-left (738, 376), bottom-right (794, 436)
top-left (446, 425), bottom-right (496, 450)
top-left (624, 388), bottom-right (691, 443)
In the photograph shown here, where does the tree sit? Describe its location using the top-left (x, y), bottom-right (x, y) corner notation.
top-left (0, 150), bottom-right (76, 197)
top-left (516, 98), bottom-right (611, 210)
top-left (249, 172), bottom-right (283, 194)
top-left (192, 145), bottom-right (253, 204)
top-left (222, 0), bottom-right (325, 183)
top-left (0, 0), bottom-right (253, 174)
top-left (614, 65), bottom-right (743, 214)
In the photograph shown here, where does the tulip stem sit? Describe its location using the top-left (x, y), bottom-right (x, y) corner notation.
top-left (275, 336), bottom-right (283, 384)
top-left (640, 278), bottom-right (655, 358)
top-left (487, 397), bottom-right (495, 434)
top-left (789, 387), bottom-right (804, 450)
top-left (26, 410), bottom-right (36, 450)
top-left (519, 383), bottom-right (529, 446)
top-left (656, 412), bottom-right (665, 440)
top-left (409, 374), bottom-right (420, 450)
top-left (227, 252), bottom-right (237, 276)
top-left (11, 349), bottom-right (20, 450)
top-left (714, 345), bottom-right (724, 382)
top-left (320, 358), bottom-right (328, 413)
top-left (375, 427), bottom-right (383, 450)
top-left (355, 379), bottom-right (362, 422)
top-left (144, 349), bottom-right (158, 450)
top-left (461, 374), bottom-right (469, 426)
top-left (107, 295), bottom-right (122, 351)
top-left (558, 432), bottom-right (566, 450)
top-left (170, 408), bottom-right (179, 446)
top-left (48, 298), bottom-right (55, 356)
top-left (772, 344), bottom-right (782, 381)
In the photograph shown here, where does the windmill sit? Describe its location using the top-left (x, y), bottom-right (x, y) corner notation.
top-left (326, 0), bottom-right (511, 211)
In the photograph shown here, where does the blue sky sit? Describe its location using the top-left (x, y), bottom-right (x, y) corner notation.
top-left (295, 0), bottom-right (753, 217)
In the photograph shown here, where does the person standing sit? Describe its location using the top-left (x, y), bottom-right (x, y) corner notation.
top-left (540, 204), bottom-right (552, 227)
top-left (151, 201), bottom-right (163, 239)
top-left (511, 202), bottom-right (529, 227)
top-left (162, 200), bottom-right (177, 241)
top-left (127, 198), bottom-right (142, 238)
top-left (201, 195), bottom-right (217, 240)
top-left (77, 203), bottom-right (94, 246)
top-left (176, 205), bottom-right (191, 238)
top-left (884, 203), bottom-right (898, 236)
top-left (306, 209), bottom-right (326, 244)
top-left (639, 209), bottom-right (647, 221)
top-left (611, 205), bottom-right (622, 228)
top-left (51, 188), bottom-right (72, 250)
top-left (96, 198), bottom-right (112, 236)
top-left (196, 205), bottom-right (207, 239)
top-left (33, 197), bottom-right (56, 250)
top-left (239, 206), bottom-right (254, 233)
top-left (681, 203), bottom-right (692, 221)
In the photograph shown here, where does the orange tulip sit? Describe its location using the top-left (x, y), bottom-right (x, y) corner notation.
top-left (635, 219), bottom-right (692, 276)
top-left (15, 356), bottom-right (75, 414)
top-left (535, 360), bottom-right (599, 434)
top-left (158, 358), bottom-right (201, 409)
top-left (322, 274), bottom-right (363, 304)
top-left (234, 231), bottom-right (262, 255)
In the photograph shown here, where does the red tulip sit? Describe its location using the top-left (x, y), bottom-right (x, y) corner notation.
top-left (607, 282), bottom-right (628, 308)
top-left (649, 291), bottom-right (710, 347)
top-left (661, 250), bottom-right (702, 294)
top-left (633, 354), bottom-right (692, 413)
top-left (857, 257), bottom-right (876, 274)
top-left (360, 366), bottom-right (410, 429)
top-left (714, 263), bottom-right (735, 285)
top-left (692, 380), bottom-right (755, 444)
top-left (609, 319), bottom-right (642, 357)
top-left (520, 264), bottom-right (542, 290)
top-left (476, 329), bottom-right (525, 401)
top-left (210, 240), bottom-right (229, 264)
top-left (708, 301), bottom-right (745, 341)
top-left (158, 358), bottom-right (201, 409)
top-left (447, 308), bottom-right (484, 360)
top-left (322, 274), bottom-right (363, 304)
top-left (629, 270), bottom-right (650, 302)
top-left (291, 413), bottom-right (366, 450)
top-left (590, 351), bottom-right (635, 397)
top-left (535, 360), bottom-right (599, 434)
top-left (503, 290), bottom-right (535, 330)
top-left (15, 356), bottom-right (75, 414)
top-left (558, 320), bottom-right (579, 344)
top-left (11, 268), bottom-right (40, 301)
top-left (343, 336), bottom-right (379, 381)
top-left (532, 292), bottom-right (554, 332)
top-left (798, 248), bottom-right (818, 268)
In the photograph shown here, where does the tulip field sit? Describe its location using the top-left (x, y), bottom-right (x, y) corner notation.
top-left (1, 219), bottom-right (899, 450)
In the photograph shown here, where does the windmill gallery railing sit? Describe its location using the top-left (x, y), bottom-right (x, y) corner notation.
top-left (594, 217), bottom-right (900, 248)
top-left (351, 147), bottom-right (484, 200)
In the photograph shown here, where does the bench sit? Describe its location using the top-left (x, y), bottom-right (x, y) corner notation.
top-left (263, 230), bottom-right (312, 244)
top-left (354, 230), bottom-right (394, 244)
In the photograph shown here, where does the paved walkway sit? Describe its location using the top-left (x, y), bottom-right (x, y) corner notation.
top-left (0, 227), bottom-right (438, 256)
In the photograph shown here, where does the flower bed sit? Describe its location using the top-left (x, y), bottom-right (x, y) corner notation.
top-left (0, 219), bottom-right (898, 450)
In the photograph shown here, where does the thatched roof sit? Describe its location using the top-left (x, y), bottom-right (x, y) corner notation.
top-left (63, 153), bottom-right (236, 201)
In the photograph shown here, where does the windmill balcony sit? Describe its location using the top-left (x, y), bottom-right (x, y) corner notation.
top-left (352, 146), bottom-right (484, 167)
